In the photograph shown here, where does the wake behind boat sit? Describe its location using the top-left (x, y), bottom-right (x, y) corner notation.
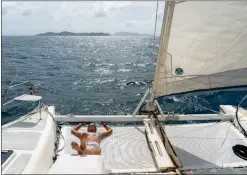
top-left (2, 1), bottom-right (247, 174)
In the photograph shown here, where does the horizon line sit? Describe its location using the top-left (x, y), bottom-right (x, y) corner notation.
top-left (2, 31), bottom-right (161, 37)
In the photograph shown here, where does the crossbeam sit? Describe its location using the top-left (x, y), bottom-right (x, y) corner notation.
top-left (54, 114), bottom-right (233, 122)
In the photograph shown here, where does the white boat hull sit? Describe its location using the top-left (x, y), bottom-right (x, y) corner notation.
top-left (2, 105), bottom-right (247, 174)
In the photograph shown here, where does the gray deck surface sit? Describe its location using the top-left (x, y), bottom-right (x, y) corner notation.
top-left (189, 167), bottom-right (247, 174)
top-left (165, 122), bottom-right (247, 169)
top-left (2, 110), bottom-right (48, 174)
top-left (2, 131), bottom-right (41, 150)
top-left (9, 112), bottom-right (47, 130)
top-left (4, 153), bottom-right (32, 174)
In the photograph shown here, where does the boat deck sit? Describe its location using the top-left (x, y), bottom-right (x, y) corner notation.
top-left (59, 126), bottom-right (157, 172)
top-left (166, 122), bottom-right (247, 169)
top-left (2, 109), bottom-right (48, 174)
top-left (2, 109), bottom-right (247, 174)
top-left (58, 122), bottom-right (247, 173)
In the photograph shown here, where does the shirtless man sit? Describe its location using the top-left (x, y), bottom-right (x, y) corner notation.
top-left (71, 122), bottom-right (112, 155)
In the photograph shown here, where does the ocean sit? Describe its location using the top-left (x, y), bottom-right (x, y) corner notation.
top-left (2, 36), bottom-right (247, 125)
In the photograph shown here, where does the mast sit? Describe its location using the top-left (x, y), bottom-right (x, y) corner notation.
top-left (132, 1), bottom-right (175, 117)
top-left (150, 2), bottom-right (183, 170)
top-left (152, 1), bottom-right (175, 100)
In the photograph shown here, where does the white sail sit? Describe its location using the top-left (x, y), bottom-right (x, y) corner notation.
top-left (153, 1), bottom-right (247, 97)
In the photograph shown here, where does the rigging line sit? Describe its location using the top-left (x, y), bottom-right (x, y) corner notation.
top-left (220, 122), bottom-right (232, 165)
top-left (219, 93), bottom-right (247, 160)
top-left (201, 106), bottom-right (219, 114)
top-left (212, 13), bottom-right (247, 72)
top-left (167, 94), bottom-right (220, 117)
top-left (151, 1), bottom-right (159, 63)
top-left (198, 23), bottom-right (247, 75)
top-left (235, 93), bottom-right (247, 137)
top-left (220, 93), bottom-right (247, 158)
top-left (174, 19), bottom-right (213, 69)
top-left (2, 107), bottom-right (39, 132)
top-left (164, 79), bottom-right (244, 116)
top-left (232, 56), bottom-right (247, 70)
top-left (220, 122), bottom-right (232, 147)
top-left (239, 93), bottom-right (247, 106)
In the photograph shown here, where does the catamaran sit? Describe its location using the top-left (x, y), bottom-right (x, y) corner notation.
top-left (2, 1), bottom-right (247, 174)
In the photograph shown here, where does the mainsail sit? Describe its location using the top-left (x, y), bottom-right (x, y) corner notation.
top-left (153, 1), bottom-right (247, 98)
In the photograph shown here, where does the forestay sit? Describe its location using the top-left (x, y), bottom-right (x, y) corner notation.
top-left (154, 1), bottom-right (247, 97)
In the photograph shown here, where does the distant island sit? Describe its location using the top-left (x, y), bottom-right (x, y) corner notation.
top-left (35, 31), bottom-right (110, 36)
top-left (35, 31), bottom-right (151, 36)
top-left (113, 32), bottom-right (151, 36)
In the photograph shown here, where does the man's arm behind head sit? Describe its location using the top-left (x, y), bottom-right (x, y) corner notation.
top-left (100, 122), bottom-right (113, 139)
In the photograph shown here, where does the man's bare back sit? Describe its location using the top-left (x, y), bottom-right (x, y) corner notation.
top-left (71, 122), bottom-right (113, 155)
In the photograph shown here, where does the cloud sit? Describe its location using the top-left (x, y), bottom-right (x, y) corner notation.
top-left (94, 10), bottom-right (107, 18)
top-left (21, 9), bottom-right (33, 16)
top-left (107, 2), bottom-right (131, 11)
top-left (2, 2), bottom-right (18, 16)
top-left (51, 2), bottom-right (86, 20)
top-left (2, 1), bottom-right (164, 36)
top-left (91, 2), bottom-right (131, 18)
top-left (2, 2), bottom-right (39, 18)
top-left (124, 20), bottom-right (138, 28)
top-left (60, 2), bottom-right (68, 10)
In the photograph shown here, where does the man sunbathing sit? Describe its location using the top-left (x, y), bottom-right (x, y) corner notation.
top-left (71, 122), bottom-right (113, 155)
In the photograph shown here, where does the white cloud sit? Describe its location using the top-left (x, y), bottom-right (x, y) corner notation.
top-left (60, 1), bottom-right (68, 10)
top-left (51, 2), bottom-right (87, 20)
top-left (107, 2), bottom-right (131, 11)
top-left (2, 1), bottom-right (164, 36)
top-left (2, 2), bottom-right (39, 17)
top-left (2, 2), bottom-right (18, 16)
top-left (91, 2), bottom-right (131, 18)
top-left (94, 10), bottom-right (107, 18)
top-left (21, 9), bottom-right (33, 16)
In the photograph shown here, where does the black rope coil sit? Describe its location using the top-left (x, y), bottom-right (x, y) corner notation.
top-left (233, 144), bottom-right (247, 161)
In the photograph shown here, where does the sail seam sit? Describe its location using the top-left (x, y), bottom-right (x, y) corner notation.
top-left (231, 56), bottom-right (247, 70)
top-left (198, 23), bottom-right (247, 75)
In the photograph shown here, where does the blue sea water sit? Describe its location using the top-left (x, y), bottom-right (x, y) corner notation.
top-left (2, 36), bottom-right (247, 125)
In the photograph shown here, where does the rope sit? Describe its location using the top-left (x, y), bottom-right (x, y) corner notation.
top-left (151, 1), bottom-right (159, 63)
top-left (41, 103), bottom-right (65, 153)
top-left (235, 93), bottom-right (247, 137)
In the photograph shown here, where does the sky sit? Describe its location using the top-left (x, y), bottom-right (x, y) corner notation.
top-left (2, 1), bottom-right (165, 36)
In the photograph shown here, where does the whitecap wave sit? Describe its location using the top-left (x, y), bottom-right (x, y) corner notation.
top-left (117, 69), bottom-right (131, 72)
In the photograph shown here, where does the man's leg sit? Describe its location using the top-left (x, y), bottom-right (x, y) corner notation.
top-left (80, 133), bottom-right (87, 151)
top-left (71, 142), bottom-right (83, 155)
top-left (71, 133), bottom-right (88, 155)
